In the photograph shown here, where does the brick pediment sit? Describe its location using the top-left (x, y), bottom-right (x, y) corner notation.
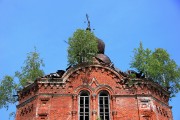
top-left (61, 64), bottom-right (125, 84)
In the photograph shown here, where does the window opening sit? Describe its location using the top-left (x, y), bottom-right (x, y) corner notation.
top-left (99, 91), bottom-right (110, 120)
top-left (79, 91), bottom-right (90, 120)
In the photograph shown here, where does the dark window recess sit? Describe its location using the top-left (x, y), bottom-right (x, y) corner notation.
top-left (79, 91), bottom-right (90, 120)
top-left (99, 91), bottom-right (110, 120)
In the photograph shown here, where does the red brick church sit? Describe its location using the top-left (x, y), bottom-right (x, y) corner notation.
top-left (15, 37), bottom-right (173, 120)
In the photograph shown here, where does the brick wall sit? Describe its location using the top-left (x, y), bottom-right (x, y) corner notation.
top-left (15, 65), bottom-right (173, 120)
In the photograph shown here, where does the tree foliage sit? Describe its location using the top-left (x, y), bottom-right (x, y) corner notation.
top-left (130, 42), bottom-right (152, 78)
top-left (15, 48), bottom-right (45, 87)
top-left (0, 48), bottom-right (45, 109)
top-left (0, 76), bottom-right (17, 109)
top-left (68, 29), bottom-right (98, 66)
top-left (131, 42), bottom-right (180, 97)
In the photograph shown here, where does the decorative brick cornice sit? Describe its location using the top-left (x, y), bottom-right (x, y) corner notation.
top-left (113, 94), bottom-right (171, 108)
top-left (62, 64), bottom-right (124, 83)
top-left (18, 83), bottom-right (38, 101)
top-left (17, 95), bottom-right (37, 109)
top-left (39, 93), bottom-right (74, 97)
top-left (118, 78), bottom-right (170, 103)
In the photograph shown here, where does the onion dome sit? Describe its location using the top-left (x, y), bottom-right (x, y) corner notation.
top-left (96, 38), bottom-right (105, 54)
top-left (95, 54), bottom-right (111, 64)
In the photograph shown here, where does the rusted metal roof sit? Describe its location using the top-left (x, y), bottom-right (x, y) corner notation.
top-left (97, 38), bottom-right (105, 54)
top-left (95, 54), bottom-right (111, 64)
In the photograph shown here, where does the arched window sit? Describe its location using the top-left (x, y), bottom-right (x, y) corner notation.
top-left (99, 91), bottom-right (110, 120)
top-left (79, 91), bottom-right (90, 120)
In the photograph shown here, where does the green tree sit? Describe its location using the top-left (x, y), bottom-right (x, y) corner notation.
top-left (130, 42), bottom-right (152, 78)
top-left (0, 48), bottom-right (45, 109)
top-left (15, 48), bottom-right (45, 87)
top-left (0, 76), bottom-right (17, 109)
top-left (68, 29), bottom-right (98, 66)
top-left (131, 42), bottom-right (180, 97)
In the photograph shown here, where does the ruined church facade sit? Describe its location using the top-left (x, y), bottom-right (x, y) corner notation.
top-left (15, 38), bottom-right (173, 120)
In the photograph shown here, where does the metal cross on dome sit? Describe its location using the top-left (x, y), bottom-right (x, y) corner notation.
top-left (86, 14), bottom-right (91, 31)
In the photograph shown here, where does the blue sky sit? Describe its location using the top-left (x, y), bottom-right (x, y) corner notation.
top-left (0, 0), bottom-right (180, 120)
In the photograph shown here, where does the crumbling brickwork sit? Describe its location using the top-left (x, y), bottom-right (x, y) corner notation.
top-left (15, 64), bottom-right (173, 120)
top-left (15, 37), bottom-right (173, 120)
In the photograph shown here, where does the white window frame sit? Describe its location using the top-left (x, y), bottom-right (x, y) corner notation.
top-left (98, 91), bottom-right (110, 120)
top-left (79, 91), bottom-right (90, 120)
